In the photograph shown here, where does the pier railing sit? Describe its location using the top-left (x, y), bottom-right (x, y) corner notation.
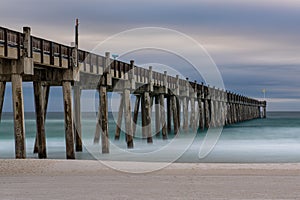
top-left (0, 26), bottom-right (264, 105)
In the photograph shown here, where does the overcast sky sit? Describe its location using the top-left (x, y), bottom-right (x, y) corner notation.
top-left (1, 0), bottom-right (300, 111)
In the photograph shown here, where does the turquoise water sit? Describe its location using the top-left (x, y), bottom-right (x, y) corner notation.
top-left (0, 112), bottom-right (299, 163)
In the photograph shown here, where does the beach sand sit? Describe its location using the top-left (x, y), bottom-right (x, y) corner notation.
top-left (0, 159), bottom-right (300, 199)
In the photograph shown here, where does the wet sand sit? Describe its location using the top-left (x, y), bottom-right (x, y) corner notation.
top-left (0, 159), bottom-right (300, 199)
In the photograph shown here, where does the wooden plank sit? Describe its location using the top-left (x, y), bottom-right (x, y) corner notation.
top-left (123, 89), bottom-right (133, 148)
top-left (132, 95), bottom-right (140, 137)
top-left (115, 94), bottom-right (123, 140)
top-left (17, 33), bottom-right (21, 59)
top-left (62, 81), bottom-right (75, 159)
top-left (40, 40), bottom-right (44, 64)
top-left (4, 29), bottom-right (8, 57)
top-left (11, 74), bottom-right (26, 159)
top-left (33, 81), bottom-right (47, 159)
top-left (59, 44), bottom-right (62, 67)
top-left (50, 42), bottom-right (54, 65)
top-left (0, 82), bottom-right (6, 122)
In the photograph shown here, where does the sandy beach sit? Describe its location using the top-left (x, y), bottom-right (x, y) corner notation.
top-left (0, 160), bottom-right (299, 199)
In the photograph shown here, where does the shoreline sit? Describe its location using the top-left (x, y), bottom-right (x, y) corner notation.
top-left (1, 159), bottom-right (300, 199)
top-left (1, 159), bottom-right (300, 176)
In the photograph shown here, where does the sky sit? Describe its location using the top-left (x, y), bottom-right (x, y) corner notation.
top-left (0, 0), bottom-right (300, 111)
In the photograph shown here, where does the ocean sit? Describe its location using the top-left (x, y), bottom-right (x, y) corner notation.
top-left (0, 111), bottom-right (299, 163)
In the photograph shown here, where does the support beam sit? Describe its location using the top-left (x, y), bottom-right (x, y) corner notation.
top-left (166, 96), bottom-right (172, 134)
top-left (182, 97), bottom-right (188, 132)
top-left (74, 86), bottom-right (82, 152)
top-left (132, 95), bottom-right (140, 137)
top-left (94, 111), bottom-right (101, 144)
top-left (62, 81), bottom-right (75, 159)
top-left (143, 92), bottom-right (152, 143)
top-left (115, 94), bottom-right (123, 140)
top-left (210, 100), bottom-right (216, 127)
top-left (172, 96), bottom-right (179, 135)
top-left (204, 99), bottom-right (210, 129)
top-left (123, 89), bottom-right (133, 148)
top-left (159, 94), bottom-right (167, 140)
top-left (33, 81), bottom-right (47, 158)
top-left (99, 86), bottom-right (109, 153)
top-left (176, 97), bottom-right (181, 128)
top-left (33, 85), bottom-right (49, 154)
top-left (262, 101), bottom-right (267, 118)
top-left (197, 99), bottom-right (204, 130)
top-left (155, 95), bottom-right (160, 137)
top-left (11, 74), bottom-right (26, 159)
top-left (141, 95), bottom-right (147, 139)
top-left (190, 97), bottom-right (195, 130)
top-left (0, 82), bottom-right (6, 122)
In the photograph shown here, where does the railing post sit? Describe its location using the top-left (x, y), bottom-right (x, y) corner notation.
top-left (130, 60), bottom-right (136, 90)
top-left (148, 66), bottom-right (153, 92)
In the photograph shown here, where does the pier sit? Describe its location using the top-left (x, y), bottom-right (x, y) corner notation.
top-left (0, 24), bottom-right (267, 159)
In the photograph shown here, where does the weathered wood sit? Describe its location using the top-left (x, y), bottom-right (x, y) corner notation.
top-left (132, 95), bottom-right (140, 137)
top-left (155, 95), bottom-right (160, 137)
top-left (197, 99), bottom-right (204, 130)
top-left (115, 94), bottom-right (123, 140)
top-left (143, 92), bottom-right (152, 143)
top-left (11, 74), bottom-right (26, 159)
top-left (0, 82), bottom-right (6, 122)
top-left (62, 81), bottom-right (75, 159)
top-left (74, 86), bottom-right (82, 152)
top-left (182, 97), bottom-right (188, 132)
top-left (215, 100), bottom-right (220, 127)
top-left (159, 94), bottom-right (167, 140)
top-left (99, 86), bottom-right (109, 153)
top-left (123, 89), bottom-right (133, 148)
top-left (190, 97), bottom-right (196, 131)
top-left (166, 96), bottom-right (172, 134)
top-left (33, 85), bottom-right (50, 154)
top-left (94, 111), bottom-right (101, 144)
top-left (141, 94), bottom-right (147, 139)
top-left (176, 97), bottom-right (181, 128)
top-left (172, 96), bottom-right (179, 135)
top-left (210, 100), bottom-right (216, 127)
top-left (204, 99), bottom-right (210, 128)
top-left (33, 81), bottom-right (47, 158)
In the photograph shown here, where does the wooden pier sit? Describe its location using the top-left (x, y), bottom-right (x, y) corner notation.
top-left (0, 24), bottom-right (267, 159)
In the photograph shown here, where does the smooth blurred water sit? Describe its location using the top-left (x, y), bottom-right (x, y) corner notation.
top-left (0, 112), bottom-right (299, 163)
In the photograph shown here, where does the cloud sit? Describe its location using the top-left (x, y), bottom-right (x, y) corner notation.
top-left (0, 0), bottom-right (299, 110)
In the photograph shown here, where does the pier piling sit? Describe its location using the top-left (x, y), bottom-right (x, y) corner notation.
top-left (0, 82), bottom-right (6, 122)
top-left (33, 81), bottom-right (47, 158)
